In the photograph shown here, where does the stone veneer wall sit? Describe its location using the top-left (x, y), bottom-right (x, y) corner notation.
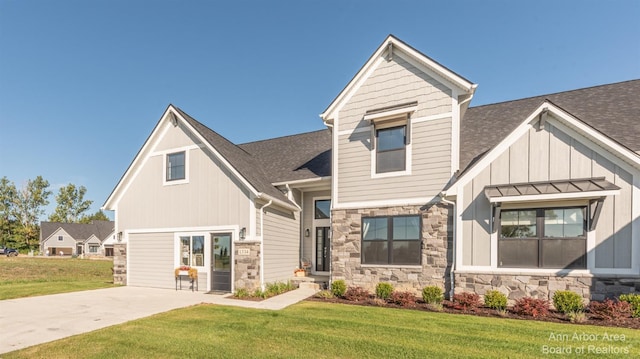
top-left (113, 243), bottom-right (127, 285)
top-left (234, 241), bottom-right (261, 291)
top-left (455, 272), bottom-right (640, 304)
top-left (331, 203), bottom-right (452, 293)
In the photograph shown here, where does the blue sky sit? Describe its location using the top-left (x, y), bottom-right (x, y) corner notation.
top-left (1, 0), bottom-right (639, 220)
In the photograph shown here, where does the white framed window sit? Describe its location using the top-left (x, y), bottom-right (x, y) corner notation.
top-left (163, 149), bottom-right (189, 186)
top-left (58, 236), bottom-right (63, 241)
top-left (167, 151), bottom-right (185, 181)
top-left (376, 125), bottom-right (407, 173)
top-left (89, 245), bottom-right (99, 253)
top-left (177, 234), bottom-right (205, 268)
top-left (364, 102), bottom-right (416, 179)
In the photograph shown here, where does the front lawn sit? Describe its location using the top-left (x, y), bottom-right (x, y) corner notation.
top-left (0, 256), bottom-right (115, 300)
top-left (5, 301), bottom-right (638, 358)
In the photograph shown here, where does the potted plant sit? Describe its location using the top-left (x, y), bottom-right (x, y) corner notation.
top-left (294, 268), bottom-right (306, 277)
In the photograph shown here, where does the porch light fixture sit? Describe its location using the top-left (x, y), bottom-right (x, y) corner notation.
top-left (304, 228), bottom-right (310, 237)
top-left (239, 227), bottom-right (246, 240)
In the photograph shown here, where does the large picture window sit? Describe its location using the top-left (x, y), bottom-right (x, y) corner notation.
top-left (180, 235), bottom-right (205, 267)
top-left (499, 207), bottom-right (586, 269)
top-left (166, 151), bottom-right (186, 181)
top-left (376, 126), bottom-right (406, 173)
top-left (362, 215), bottom-right (421, 265)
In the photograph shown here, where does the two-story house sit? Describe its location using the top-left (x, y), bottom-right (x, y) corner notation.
top-left (104, 35), bottom-right (640, 301)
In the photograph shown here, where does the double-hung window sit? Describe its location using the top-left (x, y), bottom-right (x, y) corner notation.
top-left (179, 235), bottom-right (205, 267)
top-left (166, 151), bottom-right (186, 181)
top-left (499, 207), bottom-right (587, 269)
top-left (362, 215), bottom-right (421, 265)
top-left (376, 126), bottom-right (406, 173)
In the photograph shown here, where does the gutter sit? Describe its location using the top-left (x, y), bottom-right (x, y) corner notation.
top-left (257, 193), bottom-right (300, 212)
top-left (258, 199), bottom-right (273, 291)
top-left (439, 192), bottom-right (457, 300)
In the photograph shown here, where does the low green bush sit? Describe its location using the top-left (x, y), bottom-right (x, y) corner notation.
top-left (553, 290), bottom-right (584, 314)
top-left (619, 293), bottom-right (640, 318)
top-left (234, 288), bottom-right (250, 299)
top-left (484, 290), bottom-right (507, 310)
top-left (375, 282), bottom-right (394, 300)
top-left (331, 280), bottom-right (347, 298)
top-left (314, 290), bottom-right (334, 299)
top-left (253, 288), bottom-right (267, 299)
top-left (421, 286), bottom-right (443, 304)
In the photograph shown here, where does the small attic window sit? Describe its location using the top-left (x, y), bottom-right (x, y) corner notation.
top-left (167, 152), bottom-right (186, 181)
top-left (164, 150), bottom-right (189, 186)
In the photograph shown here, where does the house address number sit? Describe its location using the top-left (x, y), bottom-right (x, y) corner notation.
top-left (237, 248), bottom-right (250, 256)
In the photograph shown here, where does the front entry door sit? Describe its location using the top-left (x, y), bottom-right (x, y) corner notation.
top-left (211, 233), bottom-right (232, 292)
top-left (316, 227), bottom-right (330, 272)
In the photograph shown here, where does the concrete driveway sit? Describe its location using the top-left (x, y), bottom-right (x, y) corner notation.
top-left (0, 285), bottom-right (317, 355)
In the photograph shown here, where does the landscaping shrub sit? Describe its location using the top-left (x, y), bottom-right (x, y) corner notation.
top-left (344, 286), bottom-right (371, 302)
top-left (314, 290), bottom-right (334, 299)
top-left (265, 281), bottom-right (296, 297)
top-left (553, 290), bottom-right (585, 315)
top-left (484, 290), bottom-right (507, 311)
top-left (375, 282), bottom-right (394, 300)
top-left (512, 297), bottom-right (549, 318)
top-left (421, 286), bottom-right (444, 305)
top-left (253, 288), bottom-right (267, 299)
top-left (234, 288), bottom-right (249, 299)
top-left (587, 299), bottom-right (632, 321)
top-left (390, 291), bottom-right (417, 307)
top-left (452, 292), bottom-right (482, 311)
top-left (619, 293), bottom-right (640, 318)
top-left (331, 280), bottom-right (347, 298)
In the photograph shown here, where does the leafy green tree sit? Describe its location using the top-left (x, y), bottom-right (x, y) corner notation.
top-left (80, 210), bottom-right (111, 223)
top-left (49, 184), bottom-right (93, 223)
top-left (0, 177), bottom-right (18, 245)
top-left (12, 176), bottom-right (51, 249)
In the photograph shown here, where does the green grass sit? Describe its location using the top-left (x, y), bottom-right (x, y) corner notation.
top-left (0, 256), bottom-right (115, 299)
top-left (5, 301), bottom-right (639, 358)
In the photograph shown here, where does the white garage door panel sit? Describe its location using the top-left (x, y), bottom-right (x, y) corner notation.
top-left (128, 232), bottom-right (174, 289)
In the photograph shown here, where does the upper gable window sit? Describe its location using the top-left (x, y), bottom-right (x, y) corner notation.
top-left (376, 126), bottom-right (406, 173)
top-left (365, 102), bottom-right (416, 177)
top-left (166, 152), bottom-right (186, 181)
top-left (163, 150), bottom-right (189, 186)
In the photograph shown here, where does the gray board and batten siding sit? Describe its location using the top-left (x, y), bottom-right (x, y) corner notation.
top-left (461, 118), bottom-right (634, 269)
top-left (117, 121), bottom-right (251, 232)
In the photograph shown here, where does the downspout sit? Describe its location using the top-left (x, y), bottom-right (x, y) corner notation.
top-left (258, 199), bottom-right (273, 291)
top-left (439, 193), bottom-right (457, 300)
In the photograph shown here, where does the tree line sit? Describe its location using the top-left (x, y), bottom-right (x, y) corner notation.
top-left (0, 176), bottom-right (109, 250)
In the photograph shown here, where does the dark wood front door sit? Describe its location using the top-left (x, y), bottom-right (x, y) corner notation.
top-left (211, 233), bottom-right (232, 292)
top-left (316, 227), bottom-right (330, 272)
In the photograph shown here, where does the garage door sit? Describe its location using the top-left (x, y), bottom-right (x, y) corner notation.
top-left (128, 232), bottom-right (174, 289)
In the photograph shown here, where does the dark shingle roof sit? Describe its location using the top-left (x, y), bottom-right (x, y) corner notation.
top-left (239, 130), bottom-right (331, 183)
top-left (460, 80), bottom-right (640, 172)
top-left (40, 221), bottom-right (114, 242)
top-left (174, 107), bottom-right (317, 203)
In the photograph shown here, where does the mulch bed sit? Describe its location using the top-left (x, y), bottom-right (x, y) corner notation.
top-left (307, 296), bottom-right (640, 330)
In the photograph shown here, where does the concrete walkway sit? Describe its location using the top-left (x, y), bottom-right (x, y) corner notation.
top-left (0, 286), bottom-right (318, 355)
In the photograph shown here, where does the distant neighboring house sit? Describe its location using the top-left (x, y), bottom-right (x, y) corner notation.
top-left (104, 35), bottom-right (639, 301)
top-left (40, 221), bottom-right (115, 257)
